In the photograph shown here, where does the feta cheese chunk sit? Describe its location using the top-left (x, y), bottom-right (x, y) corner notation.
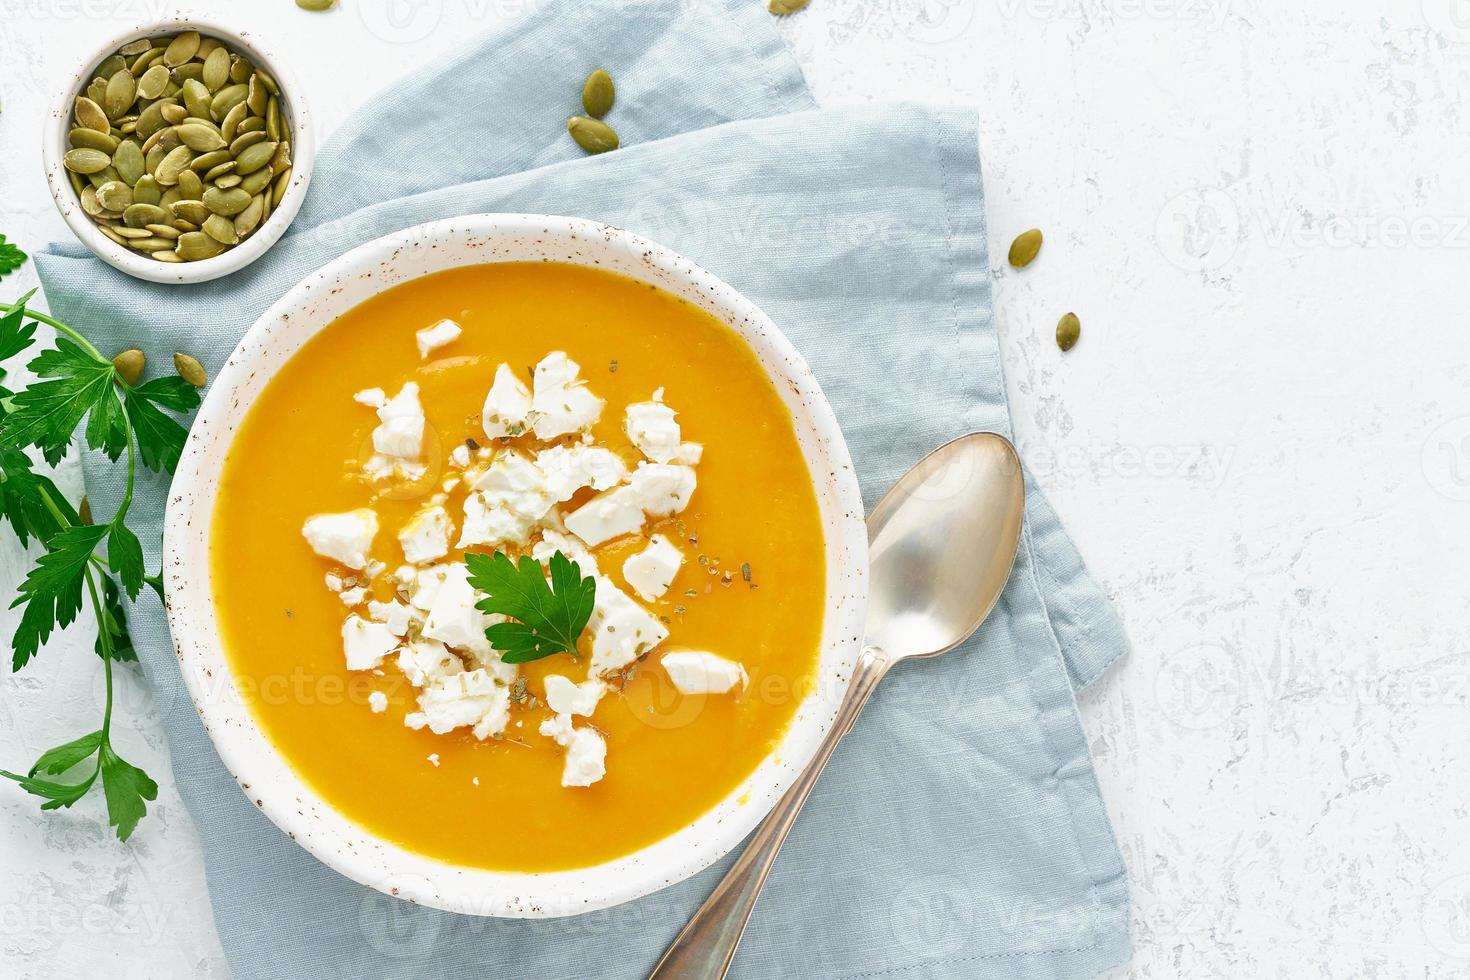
top-left (408, 563), bottom-right (453, 611)
top-left (458, 450), bottom-right (555, 549)
top-left (674, 442), bottom-right (704, 466)
top-left (530, 352), bottom-right (604, 440)
top-left (342, 614), bottom-right (398, 671)
top-left (416, 318), bottom-right (462, 359)
top-left (538, 714), bottom-right (608, 787)
top-left (482, 363), bottom-right (533, 438)
top-left (622, 534), bottom-right (683, 601)
top-left (338, 586), bottom-right (368, 607)
top-left (422, 563), bottom-right (497, 660)
top-left (398, 504), bottom-right (453, 563)
top-left (396, 637), bottom-right (463, 688)
top-left (368, 691), bottom-right (388, 713)
top-left (303, 509), bottom-right (378, 570)
top-left (353, 388), bottom-right (386, 408)
top-left (534, 444), bottom-right (627, 502)
top-left (449, 443), bottom-right (471, 468)
top-left (625, 397), bottom-right (682, 463)
top-left (587, 576), bottom-right (669, 677)
top-left (531, 526), bottom-right (597, 571)
top-left (404, 668), bottom-right (510, 739)
top-left (629, 463), bottom-right (697, 517)
top-left (367, 599), bottom-right (416, 637)
top-left (371, 383), bottom-right (425, 459)
top-left (564, 485), bottom-right (645, 547)
top-left (661, 651), bottom-right (749, 695)
top-left (543, 675), bottom-right (607, 717)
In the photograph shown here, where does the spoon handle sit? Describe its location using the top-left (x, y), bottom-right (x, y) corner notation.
top-left (648, 645), bottom-right (893, 980)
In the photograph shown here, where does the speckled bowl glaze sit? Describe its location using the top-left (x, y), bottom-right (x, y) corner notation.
top-left (164, 214), bottom-right (868, 917)
top-left (42, 19), bottom-right (314, 285)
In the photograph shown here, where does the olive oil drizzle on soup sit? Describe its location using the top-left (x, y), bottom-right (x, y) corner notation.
top-left (211, 262), bottom-right (826, 871)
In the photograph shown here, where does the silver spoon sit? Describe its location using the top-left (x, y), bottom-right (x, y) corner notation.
top-left (649, 431), bottom-right (1026, 980)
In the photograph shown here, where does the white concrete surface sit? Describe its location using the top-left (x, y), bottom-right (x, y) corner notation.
top-left (3, 1), bottom-right (1469, 977)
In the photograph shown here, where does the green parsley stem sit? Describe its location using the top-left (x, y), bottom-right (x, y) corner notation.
top-left (84, 567), bottom-right (115, 741)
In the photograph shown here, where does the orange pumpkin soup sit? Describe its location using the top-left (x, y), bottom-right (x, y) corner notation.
top-left (211, 262), bottom-right (826, 871)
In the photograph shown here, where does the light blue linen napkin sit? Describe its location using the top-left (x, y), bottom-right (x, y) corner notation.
top-left (33, 1), bottom-right (1131, 976)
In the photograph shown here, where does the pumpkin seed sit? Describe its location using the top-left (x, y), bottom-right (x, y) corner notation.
top-left (220, 100), bottom-right (248, 142)
top-left (567, 116), bottom-right (618, 154)
top-left (255, 69), bottom-right (280, 96)
top-left (235, 114), bottom-right (265, 135)
top-left (266, 97), bottom-right (281, 140)
top-left (203, 213), bottom-right (240, 244)
top-left (188, 149), bottom-right (232, 172)
top-left (95, 180), bottom-right (134, 211)
top-left (228, 55), bottom-right (252, 84)
top-left (197, 37), bottom-right (223, 59)
top-left (210, 83), bottom-right (248, 121)
top-left (296, 0), bottom-right (338, 9)
top-left (174, 352), bottom-right (208, 386)
top-left (154, 144), bottom-right (194, 186)
top-left (172, 200), bottom-right (210, 223)
top-left (202, 46), bottom-right (231, 91)
top-left (173, 62), bottom-right (206, 84)
top-left (160, 102), bottom-right (189, 125)
top-left (581, 69), bottom-right (614, 119)
top-left (1056, 312), bottom-right (1081, 352)
top-left (234, 140), bottom-right (277, 175)
top-left (112, 226), bottom-right (153, 239)
top-left (228, 129), bottom-right (268, 156)
top-left (238, 165), bottom-right (274, 196)
top-left (272, 166), bottom-right (293, 206)
top-left (144, 223), bottom-right (181, 240)
top-left (246, 74), bottom-right (268, 115)
top-left (97, 224), bottom-right (128, 246)
top-left (203, 185), bottom-right (252, 215)
top-left (87, 165), bottom-right (121, 188)
top-left (69, 127), bottom-right (118, 153)
top-left (103, 71), bottom-right (136, 118)
top-left (112, 349), bottom-right (145, 385)
top-left (127, 236), bottom-right (175, 252)
top-left (136, 63), bottom-right (170, 100)
top-left (75, 95), bottom-right (110, 132)
top-left (234, 194), bottom-right (265, 237)
top-left (129, 48), bottom-right (165, 77)
top-left (768, 0), bottom-right (810, 13)
top-left (68, 169), bottom-right (87, 197)
top-left (214, 174), bottom-right (243, 189)
top-left (203, 160), bottom-right (236, 181)
top-left (1008, 228), bottom-right (1043, 268)
top-left (113, 139), bottom-right (145, 184)
top-left (268, 139), bottom-right (292, 172)
top-left (135, 99), bottom-right (173, 138)
top-left (119, 38), bottom-right (154, 57)
top-left (160, 187), bottom-right (182, 209)
top-left (151, 249), bottom-right (183, 263)
top-left (123, 202), bottom-right (169, 228)
top-left (163, 31), bottom-right (201, 67)
top-left (64, 147), bottom-right (112, 174)
top-left (96, 54), bottom-right (129, 79)
top-left (80, 185), bottom-right (103, 216)
top-left (177, 122), bottom-right (226, 151)
top-left (182, 78), bottom-right (212, 118)
top-left (144, 144), bottom-right (165, 173)
top-left (132, 174), bottom-right (162, 205)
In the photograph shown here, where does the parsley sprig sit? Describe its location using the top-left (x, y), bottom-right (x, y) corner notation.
top-left (0, 280), bottom-right (201, 841)
top-left (465, 550), bottom-right (596, 664)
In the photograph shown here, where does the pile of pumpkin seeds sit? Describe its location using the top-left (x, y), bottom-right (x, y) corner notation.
top-left (61, 30), bottom-right (294, 264)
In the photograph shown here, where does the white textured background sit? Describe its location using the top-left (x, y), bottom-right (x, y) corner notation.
top-left (3, 1), bottom-right (1470, 977)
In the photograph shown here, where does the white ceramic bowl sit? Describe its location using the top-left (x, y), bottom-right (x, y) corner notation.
top-left (42, 19), bottom-right (314, 285)
top-left (163, 214), bottom-right (868, 917)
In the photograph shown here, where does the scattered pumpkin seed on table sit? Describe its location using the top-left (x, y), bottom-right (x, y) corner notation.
top-left (568, 116), bottom-right (618, 154)
top-left (1056, 312), bottom-right (1081, 352)
top-left (60, 30), bottom-right (296, 264)
top-left (112, 349), bottom-right (145, 385)
top-left (1008, 228), bottom-right (1043, 268)
top-left (295, 0), bottom-right (338, 9)
top-left (174, 353), bottom-right (208, 387)
top-left (582, 69), bottom-right (614, 118)
top-left (768, 0), bottom-right (811, 14)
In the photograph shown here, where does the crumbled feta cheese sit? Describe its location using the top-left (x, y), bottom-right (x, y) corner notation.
top-left (404, 668), bottom-right (511, 739)
top-left (338, 586), bottom-right (368, 607)
top-left (458, 450), bottom-right (555, 548)
top-left (531, 526), bottom-right (597, 571)
top-left (543, 675), bottom-right (606, 717)
top-left (408, 563), bottom-right (453, 611)
top-left (368, 691), bottom-right (388, 713)
top-left (661, 651), bottom-right (749, 695)
top-left (587, 576), bottom-right (670, 677)
top-left (422, 563), bottom-right (497, 659)
top-left (342, 614), bottom-right (398, 671)
top-left (482, 363), bottom-right (532, 438)
top-left (353, 388), bottom-right (386, 408)
top-left (538, 714), bottom-right (607, 787)
top-left (398, 504), bottom-right (453, 563)
top-left (367, 599), bottom-right (416, 637)
top-left (449, 444), bottom-right (471, 468)
top-left (325, 571), bottom-right (345, 592)
top-left (675, 442), bottom-right (704, 465)
top-left (303, 509), bottom-right (378, 570)
top-left (365, 559), bottom-right (385, 579)
top-left (625, 398), bottom-right (682, 463)
top-left (623, 534), bottom-right (683, 601)
top-left (629, 463), bottom-right (697, 516)
top-left (563, 485), bottom-right (646, 547)
top-left (534, 444), bottom-right (627, 501)
top-left (428, 753), bottom-right (440, 766)
top-left (371, 383), bottom-right (425, 459)
top-left (396, 637), bottom-right (462, 688)
top-left (530, 352), bottom-right (604, 440)
top-left (416, 318), bottom-right (462, 359)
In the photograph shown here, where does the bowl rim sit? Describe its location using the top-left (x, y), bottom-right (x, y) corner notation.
top-left (41, 17), bottom-right (315, 285)
top-left (162, 213), bottom-right (869, 917)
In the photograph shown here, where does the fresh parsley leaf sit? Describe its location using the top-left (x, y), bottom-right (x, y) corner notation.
top-left (0, 448), bottom-right (74, 546)
top-left (0, 236), bottom-right (25, 280)
top-left (0, 767), bottom-right (97, 810)
top-left (0, 339), bottom-right (117, 465)
top-left (28, 730), bottom-right (103, 777)
top-left (0, 298), bottom-right (37, 363)
top-left (96, 574), bottom-right (137, 663)
top-left (99, 744), bottom-right (157, 841)
top-left (108, 523), bottom-right (144, 600)
top-left (122, 379), bottom-right (198, 474)
top-left (466, 550), bottom-right (596, 664)
top-left (10, 523), bottom-right (108, 670)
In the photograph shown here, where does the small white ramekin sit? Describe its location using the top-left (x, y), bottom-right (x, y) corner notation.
top-left (42, 19), bottom-right (315, 285)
